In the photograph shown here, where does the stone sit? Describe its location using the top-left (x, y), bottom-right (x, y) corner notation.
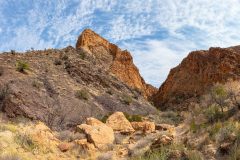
top-left (86, 117), bottom-right (104, 126)
top-left (58, 142), bottom-right (72, 152)
top-left (77, 119), bottom-right (114, 149)
top-left (155, 124), bottom-right (175, 131)
top-left (151, 135), bottom-right (173, 148)
top-left (219, 142), bottom-right (232, 154)
top-left (131, 121), bottom-right (155, 133)
top-left (74, 139), bottom-right (96, 151)
top-left (106, 112), bottom-right (135, 133)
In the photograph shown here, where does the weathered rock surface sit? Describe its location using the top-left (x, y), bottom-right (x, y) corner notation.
top-left (76, 29), bottom-right (157, 99)
top-left (77, 118), bottom-right (114, 148)
top-left (153, 46), bottom-right (240, 110)
top-left (131, 121), bottom-right (155, 133)
top-left (106, 112), bottom-right (135, 133)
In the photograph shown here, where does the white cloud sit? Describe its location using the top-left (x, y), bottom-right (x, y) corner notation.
top-left (1, 0), bottom-right (240, 86)
top-left (121, 38), bottom-right (198, 87)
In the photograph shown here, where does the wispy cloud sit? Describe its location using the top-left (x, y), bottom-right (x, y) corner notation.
top-left (1, 0), bottom-right (240, 86)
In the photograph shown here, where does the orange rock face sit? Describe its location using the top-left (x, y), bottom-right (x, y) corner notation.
top-left (153, 46), bottom-right (240, 110)
top-left (76, 29), bottom-right (157, 99)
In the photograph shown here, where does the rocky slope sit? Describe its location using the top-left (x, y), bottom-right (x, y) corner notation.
top-left (76, 29), bottom-right (157, 99)
top-left (0, 29), bottom-right (158, 130)
top-left (153, 46), bottom-right (240, 110)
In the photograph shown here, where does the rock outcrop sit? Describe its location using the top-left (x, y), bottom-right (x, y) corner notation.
top-left (77, 118), bottom-right (114, 149)
top-left (153, 46), bottom-right (240, 110)
top-left (106, 112), bottom-right (135, 134)
top-left (76, 29), bottom-right (157, 99)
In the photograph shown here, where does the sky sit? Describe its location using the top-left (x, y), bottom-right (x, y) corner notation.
top-left (1, 0), bottom-right (240, 87)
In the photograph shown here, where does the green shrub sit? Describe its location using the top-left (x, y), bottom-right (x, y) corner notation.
top-left (216, 121), bottom-right (240, 144)
top-left (54, 59), bottom-right (62, 65)
top-left (75, 89), bottom-right (89, 100)
top-left (124, 113), bottom-right (143, 122)
top-left (61, 54), bottom-right (68, 60)
top-left (204, 104), bottom-right (224, 123)
top-left (121, 94), bottom-right (133, 105)
top-left (16, 61), bottom-right (29, 73)
top-left (209, 122), bottom-right (222, 138)
top-left (101, 115), bottom-right (109, 123)
top-left (79, 52), bottom-right (86, 60)
top-left (190, 119), bottom-right (198, 133)
top-left (15, 133), bottom-right (38, 152)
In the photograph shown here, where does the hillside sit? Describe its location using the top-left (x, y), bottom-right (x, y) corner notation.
top-left (0, 29), bottom-right (157, 130)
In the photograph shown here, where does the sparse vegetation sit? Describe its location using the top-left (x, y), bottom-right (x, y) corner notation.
top-left (210, 84), bottom-right (229, 113)
top-left (121, 94), bottom-right (133, 105)
top-left (124, 113), bottom-right (143, 122)
top-left (54, 59), bottom-right (62, 65)
top-left (10, 50), bottom-right (16, 54)
top-left (16, 61), bottom-right (29, 73)
top-left (32, 80), bottom-right (41, 89)
top-left (203, 104), bottom-right (223, 123)
top-left (0, 66), bottom-right (4, 76)
top-left (15, 133), bottom-right (38, 152)
top-left (76, 48), bottom-right (87, 60)
top-left (61, 54), bottom-right (69, 60)
top-left (75, 89), bottom-right (89, 100)
top-left (0, 84), bottom-right (10, 111)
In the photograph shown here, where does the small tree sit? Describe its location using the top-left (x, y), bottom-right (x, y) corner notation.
top-left (210, 84), bottom-right (229, 113)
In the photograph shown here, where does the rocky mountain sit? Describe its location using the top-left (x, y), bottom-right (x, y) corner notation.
top-left (153, 46), bottom-right (240, 110)
top-left (76, 29), bottom-right (157, 99)
top-left (0, 29), bottom-right (157, 130)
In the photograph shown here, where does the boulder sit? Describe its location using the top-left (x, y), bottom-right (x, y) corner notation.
top-left (58, 142), bottom-right (72, 152)
top-left (151, 135), bottom-right (173, 149)
top-left (74, 139), bottom-right (96, 152)
top-left (77, 118), bottom-right (114, 148)
top-left (106, 112), bottom-right (135, 134)
top-left (86, 117), bottom-right (104, 126)
top-left (131, 121), bottom-right (155, 133)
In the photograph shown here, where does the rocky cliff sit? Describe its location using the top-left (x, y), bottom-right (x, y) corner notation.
top-left (76, 29), bottom-right (157, 99)
top-left (153, 46), bottom-right (240, 110)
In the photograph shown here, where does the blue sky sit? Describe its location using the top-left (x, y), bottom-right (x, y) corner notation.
top-left (1, 0), bottom-right (240, 87)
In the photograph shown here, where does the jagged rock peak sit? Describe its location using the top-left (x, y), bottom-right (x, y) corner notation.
top-left (76, 28), bottom-right (157, 99)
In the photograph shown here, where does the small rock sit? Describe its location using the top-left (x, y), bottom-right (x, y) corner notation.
top-left (155, 124), bottom-right (174, 131)
top-left (131, 121), bottom-right (155, 133)
top-left (219, 142), bottom-right (232, 154)
top-left (58, 142), bottom-right (72, 152)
